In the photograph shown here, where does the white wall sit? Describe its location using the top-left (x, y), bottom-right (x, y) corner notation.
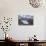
top-left (44, 15), bottom-right (46, 40)
top-left (0, 0), bottom-right (46, 40)
top-left (8, 15), bottom-right (45, 40)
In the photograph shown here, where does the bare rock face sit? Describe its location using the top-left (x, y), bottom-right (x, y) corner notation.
top-left (29, 0), bottom-right (42, 8)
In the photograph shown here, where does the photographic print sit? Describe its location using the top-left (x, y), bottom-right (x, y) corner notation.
top-left (18, 15), bottom-right (33, 25)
